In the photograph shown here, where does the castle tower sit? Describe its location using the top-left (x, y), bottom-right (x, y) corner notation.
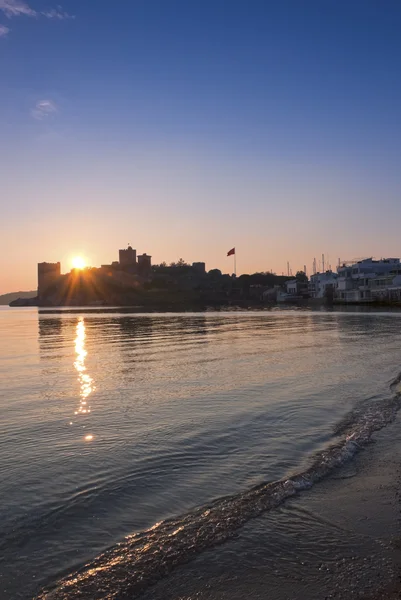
top-left (38, 262), bottom-right (61, 299)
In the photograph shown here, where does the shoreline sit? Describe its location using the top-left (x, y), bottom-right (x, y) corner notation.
top-left (6, 298), bottom-right (401, 313)
top-left (138, 413), bottom-right (401, 600)
top-left (36, 391), bottom-right (401, 600)
top-left (23, 304), bottom-right (401, 314)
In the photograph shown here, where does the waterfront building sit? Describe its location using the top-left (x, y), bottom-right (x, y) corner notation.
top-left (277, 279), bottom-right (309, 302)
top-left (336, 258), bottom-right (401, 303)
top-left (309, 271), bottom-right (338, 299)
top-left (285, 279), bottom-right (309, 297)
top-left (369, 274), bottom-right (401, 303)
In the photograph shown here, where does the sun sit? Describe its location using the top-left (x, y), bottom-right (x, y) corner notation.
top-left (71, 256), bottom-right (86, 270)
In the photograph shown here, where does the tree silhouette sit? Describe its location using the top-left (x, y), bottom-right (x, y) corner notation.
top-left (295, 270), bottom-right (308, 282)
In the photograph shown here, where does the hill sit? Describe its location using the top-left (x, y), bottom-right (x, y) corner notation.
top-left (0, 291), bottom-right (37, 305)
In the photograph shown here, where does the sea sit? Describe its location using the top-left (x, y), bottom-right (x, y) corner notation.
top-left (1, 307), bottom-right (401, 600)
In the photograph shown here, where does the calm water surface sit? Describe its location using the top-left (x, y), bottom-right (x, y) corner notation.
top-left (1, 308), bottom-right (401, 599)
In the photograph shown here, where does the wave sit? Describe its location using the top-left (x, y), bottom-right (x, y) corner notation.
top-left (36, 374), bottom-right (401, 600)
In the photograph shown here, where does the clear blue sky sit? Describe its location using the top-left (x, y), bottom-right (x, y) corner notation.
top-left (1, 0), bottom-right (401, 292)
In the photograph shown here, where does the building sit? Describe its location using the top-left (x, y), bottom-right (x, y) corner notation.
top-left (277, 279), bottom-right (309, 303)
top-left (38, 262), bottom-right (61, 298)
top-left (364, 274), bottom-right (401, 303)
top-left (309, 271), bottom-right (338, 299)
top-left (137, 253), bottom-right (152, 276)
top-left (285, 279), bottom-right (309, 297)
top-left (262, 286), bottom-right (282, 303)
top-left (192, 262), bottom-right (206, 274)
top-left (100, 261), bottom-right (121, 275)
top-left (336, 258), bottom-right (401, 303)
top-left (103, 246), bottom-right (153, 277)
top-left (119, 246), bottom-right (137, 272)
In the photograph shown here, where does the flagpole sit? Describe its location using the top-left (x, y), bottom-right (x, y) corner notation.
top-left (234, 250), bottom-right (236, 277)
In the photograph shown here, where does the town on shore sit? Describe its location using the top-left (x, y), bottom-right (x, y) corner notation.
top-left (10, 245), bottom-right (401, 309)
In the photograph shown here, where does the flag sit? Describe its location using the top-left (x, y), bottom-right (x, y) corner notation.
top-left (227, 248), bottom-right (235, 257)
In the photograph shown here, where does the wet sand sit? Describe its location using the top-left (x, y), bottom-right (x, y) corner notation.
top-left (295, 416), bottom-right (401, 600)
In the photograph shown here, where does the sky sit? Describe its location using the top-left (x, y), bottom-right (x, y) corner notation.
top-left (1, 0), bottom-right (401, 293)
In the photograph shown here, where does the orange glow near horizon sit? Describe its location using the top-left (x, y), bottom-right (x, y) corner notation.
top-left (71, 256), bottom-right (87, 270)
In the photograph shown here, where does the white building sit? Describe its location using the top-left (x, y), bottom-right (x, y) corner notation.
top-left (309, 271), bottom-right (338, 299)
top-left (336, 258), bottom-right (401, 303)
top-left (369, 274), bottom-right (401, 303)
top-left (277, 279), bottom-right (309, 302)
top-left (286, 279), bottom-right (308, 296)
top-left (286, 280), bottom-right (300, 295)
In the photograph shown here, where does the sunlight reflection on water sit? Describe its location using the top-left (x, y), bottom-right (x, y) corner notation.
top-left (73, 317), bottom-right (95, 436)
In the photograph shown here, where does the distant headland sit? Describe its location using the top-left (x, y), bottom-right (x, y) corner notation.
top-left (1, 291), bottom-right (37, 306)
